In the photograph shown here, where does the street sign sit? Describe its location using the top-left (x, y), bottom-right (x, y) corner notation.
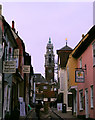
top-left (3, 61), bottom-right (16, 73)
top-left (22, 65), bottom-right (30, 73)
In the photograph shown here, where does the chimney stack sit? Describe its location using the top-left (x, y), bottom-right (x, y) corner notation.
top-left (12, 21), bottom-right (15, 32)
top-left (82, 34), bottom-right (84, 38)
top-left (0, 5), bottom-right (2, 15)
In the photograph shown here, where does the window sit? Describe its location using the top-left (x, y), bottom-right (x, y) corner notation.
top-left (91, 85), bottom-right (93, 108)
top-left (67, 66), bottom-right (69, 81)
top-left (49, 54), bottom-right (51, 63)
top-left (43, 86), bottom-right (47, 89)
top-left (0, 88), bottom-right (1, 103)
top-left (68, 94), bottom-right (72, 107)
top-left (93, 42), bottom-right (95, 66)
top-left (79, 90), bottom-right (83, 110)
top-left (80, 58), bottom-right (82, 68)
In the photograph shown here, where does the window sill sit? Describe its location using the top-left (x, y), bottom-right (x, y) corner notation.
top-left (79, 109), bottom-right (83, 112)
top-left (93, 65), bottom-right (95, 67)
top-left (91, 106), bottom-right (94, 109)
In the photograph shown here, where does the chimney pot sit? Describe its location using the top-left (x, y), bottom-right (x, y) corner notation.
top-left (82, 34), bottom-right (84, 38)
top-left (12, 21), bottom-right (14, 29)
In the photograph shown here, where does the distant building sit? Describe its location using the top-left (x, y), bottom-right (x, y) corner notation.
top-left (45, 37), bottom-right (55, 83)
top-left (57, 40), bottom-right (73, 111)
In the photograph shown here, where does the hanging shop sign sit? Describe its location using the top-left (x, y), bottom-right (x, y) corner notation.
top-left (3, 61), bottom-right (16, 73)
top-left (75, 69), bottom-right (85, 83)
top-left (22, 65), bottom-right (30, 73)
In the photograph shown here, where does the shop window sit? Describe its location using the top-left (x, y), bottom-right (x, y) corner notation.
top-left (68, 94), bottom-right (72, 107)
top-left (79, 90), bottom-right (83, 110)
top-left (91, 85), bottom-right (93, 108)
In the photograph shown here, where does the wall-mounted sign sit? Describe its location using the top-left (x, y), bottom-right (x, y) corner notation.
top-left (22, 65), bottom-right (30, 73)
top-left (14, 49), bottom-right (19, 58)
top-left (3, 61), bottom-right (16, 73)
top-left (75, 70), bottom-right (85, 83)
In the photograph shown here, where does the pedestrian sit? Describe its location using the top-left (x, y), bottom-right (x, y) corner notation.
top-left (35, 103), bottom-right (41, 120)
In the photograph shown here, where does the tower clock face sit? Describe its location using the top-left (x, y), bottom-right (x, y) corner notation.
top-left (48, 69), bottom-right (52, 73)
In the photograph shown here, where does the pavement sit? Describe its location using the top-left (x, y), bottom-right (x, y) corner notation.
top-left (19, 107), bottom-right (85, 120)
top-left (51, 108), bottom-right (83, 120)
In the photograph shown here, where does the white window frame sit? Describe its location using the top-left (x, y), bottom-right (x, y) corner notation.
top-left (90, 85), bottom-right (93, 108)
top-left (80, 58), bottom-right (82, 68)
top-left (79, 90), bottom-right (83, 111)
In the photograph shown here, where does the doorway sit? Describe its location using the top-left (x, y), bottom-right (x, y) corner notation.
top-left (85, 89), bottom-right (89, 118)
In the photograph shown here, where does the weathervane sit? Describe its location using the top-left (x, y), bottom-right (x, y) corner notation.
top-left (65, 38), bottom-right (67, 46)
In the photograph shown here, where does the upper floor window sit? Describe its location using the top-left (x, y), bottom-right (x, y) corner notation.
top-left (90, 85), bottom-right (93, 108)
top-left (67, 66), bottom-right (69, 81)
top-left (80, 58), bottom-right (82, 68)
top-left (93, 42), bottom-right (95, 66)
top-left (79, 90), bottom-right (83, 110)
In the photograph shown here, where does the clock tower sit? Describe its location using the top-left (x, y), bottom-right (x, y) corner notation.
top-left (45, 37), bottom-right (55, 83)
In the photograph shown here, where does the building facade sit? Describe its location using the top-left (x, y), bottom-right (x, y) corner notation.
top-left (45, 37), bottom-right (55, 83)
top-left (57, 41), bottom-right (73, 111)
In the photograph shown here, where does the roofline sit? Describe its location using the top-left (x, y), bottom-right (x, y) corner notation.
top-left (72, 25), bottom-right (95, 58)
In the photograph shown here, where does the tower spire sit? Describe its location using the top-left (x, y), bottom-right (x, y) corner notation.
top-left (65, 38), bottom-right (67, 46)
top-left (49, 37), bottom-right (51, 44)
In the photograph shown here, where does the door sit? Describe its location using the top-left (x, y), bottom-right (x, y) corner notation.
top-left (85, 89), bottom-right (89, 118)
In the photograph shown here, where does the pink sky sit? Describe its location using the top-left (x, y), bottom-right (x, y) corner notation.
top-left (1, 2), bottom-right (93, 78)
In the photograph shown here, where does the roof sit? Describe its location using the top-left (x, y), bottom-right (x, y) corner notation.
top-left (34, 74), bottom-right (46, 83)
top-left (56, 44), bottom-right (73, 68)
top-left (59, 45), bottom-right (72, 51)
top-left (72, 25), bottom-right (95, 58)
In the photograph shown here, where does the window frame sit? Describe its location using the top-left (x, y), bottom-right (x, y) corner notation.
top-left (90, 85), bottom-right (93, 108)
top-left (92, 41), bottom-right (95, 66)
top-left (79, 90), bottom-right (83, 111)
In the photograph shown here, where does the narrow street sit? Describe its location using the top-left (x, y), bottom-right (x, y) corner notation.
top-left (23, 107), bottom-right (85, 120)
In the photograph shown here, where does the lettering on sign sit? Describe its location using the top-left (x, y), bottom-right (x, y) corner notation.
top-left (3, 61), bottom-right (16, 73)
top-left (22, 65), bottom-right (30, 73)
top-left (75, 70), bottom-right (85, 83)
top-left (14, 49), bottom-right (19, 58)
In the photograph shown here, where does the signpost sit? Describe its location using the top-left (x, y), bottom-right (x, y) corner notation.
top-left (75, 69), bottom-right (85, 83)
top-left (3, 61), bottom-right (16, 73)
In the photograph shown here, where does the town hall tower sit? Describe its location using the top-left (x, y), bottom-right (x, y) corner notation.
top-left (45, 37), bottom-right (55, 83)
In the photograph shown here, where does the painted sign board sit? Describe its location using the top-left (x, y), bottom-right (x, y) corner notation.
top-left (22, 65), bottom-right (30, 73)
top-left (3, 61), bottom-right (16, 73)
top-left (57, 103), bottom-right (62, 111)
top-left (20, 101), bottom-right (26, 116)
top-left (75, 70), bottom-right (85, 83)
top-left (14, 49), bottom-right (19, 58)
